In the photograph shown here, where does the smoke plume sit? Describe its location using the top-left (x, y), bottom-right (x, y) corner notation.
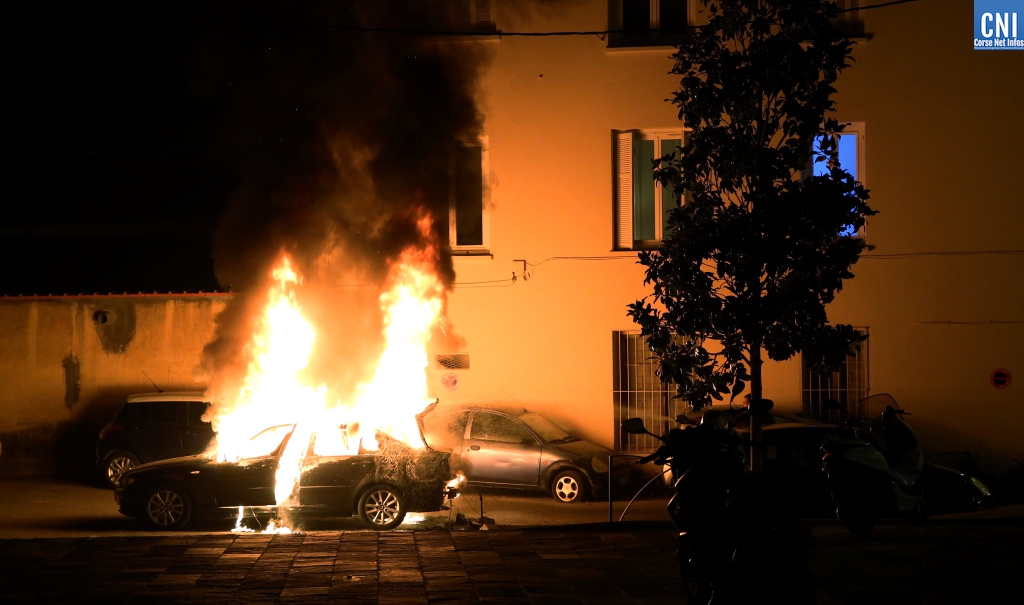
top-left (194, 1), bottom-right (492, 403)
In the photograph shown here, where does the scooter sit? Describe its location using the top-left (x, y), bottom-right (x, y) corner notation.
top-left (623, 399), bottom-right (814, 605)
top-left (821, 394), bottom-right (925, 537)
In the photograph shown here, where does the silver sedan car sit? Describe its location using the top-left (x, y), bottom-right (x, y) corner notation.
top-left (419, 403), bottom-right (635, 503)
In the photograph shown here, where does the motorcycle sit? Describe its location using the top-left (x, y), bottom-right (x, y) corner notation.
top-left (821, 394), bottom-right (925, 538)
top-left (623, 399), bottom-right (814, 605)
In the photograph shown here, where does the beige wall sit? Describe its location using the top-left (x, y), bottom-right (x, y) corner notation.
top-left (431, 0), bottom-right (1023, 474)
top-left (0, 295), bottom-right (228, 474)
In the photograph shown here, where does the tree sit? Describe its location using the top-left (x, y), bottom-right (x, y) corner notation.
top-left (627, 0), bottom-right (875, 466)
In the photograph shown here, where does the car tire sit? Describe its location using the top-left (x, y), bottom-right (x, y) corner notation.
top-left (141, 483), bottom-right (193, 530)
top-left (357, 484), bottom-right (406, 530)
top-left (102, 451), bottom-right (139, 489)
top-left (551, 469), bottom-right (588, 503)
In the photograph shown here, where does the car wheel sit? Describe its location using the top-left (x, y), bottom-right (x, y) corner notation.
top-left (141, 483), bottom-right (193, 530)
top-left (103, 451), bottom-right (139, 489)
top-left (551, 469), bottom-right (588, 503)
top-left (357, 484), bottom-right (406, 530)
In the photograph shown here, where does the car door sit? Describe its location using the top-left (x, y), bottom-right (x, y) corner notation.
top-left (214, 424), bottom-right (293, 507)
top-left (298, 427), bottom-right (374, 508)
top-left (461, 411), bottom-right (542, 486)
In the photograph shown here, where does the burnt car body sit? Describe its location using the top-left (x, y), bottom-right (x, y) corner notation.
top-left (115, 423), bottom-right (454, 530)
top-left (419, 402), bottom-right (636, 503)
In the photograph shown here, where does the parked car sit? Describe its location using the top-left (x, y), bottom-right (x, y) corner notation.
top-left (751, 423), bottom-right (995, 518)
top-left (418, 402), bottom-right (636, 503)
top-left (95, 392), bottom-right (214, 488)
top-left (115, 423), bottom-right (455, 530)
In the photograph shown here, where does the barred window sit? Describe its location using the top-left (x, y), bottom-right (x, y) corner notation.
top-left (802, 328), bottom-right (869, 422)
top-left (612, 330), bottom-right (676, 452)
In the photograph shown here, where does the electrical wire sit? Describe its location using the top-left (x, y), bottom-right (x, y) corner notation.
top-left (916, 320), bottom-right (1024, 325)
top-left (861, 250), bottom-right (1024, 259)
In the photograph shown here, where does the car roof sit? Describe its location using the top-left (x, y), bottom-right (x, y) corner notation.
top-left (425, 402), bottom-right (532, 417)
top-left (126, 391), bottom-right (208, 403)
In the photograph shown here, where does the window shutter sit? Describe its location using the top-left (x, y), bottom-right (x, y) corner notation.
top-left (474, 0), bottom-right (492, 26)
top-left (616, 131), bottom-right (634, 250)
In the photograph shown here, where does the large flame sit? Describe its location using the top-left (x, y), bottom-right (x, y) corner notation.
top-left (207, 213), bottom-right (447, 527)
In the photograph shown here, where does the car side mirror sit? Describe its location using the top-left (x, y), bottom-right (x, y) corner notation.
top-left (675, 414), bottom-right (694, 426)
top-left (621, 418), bottom-right (648, 435)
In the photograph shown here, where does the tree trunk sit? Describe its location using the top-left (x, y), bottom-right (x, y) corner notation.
top-left (749, 343), bottom-right (763, 472)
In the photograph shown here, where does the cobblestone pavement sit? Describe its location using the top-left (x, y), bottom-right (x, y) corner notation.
top-left (1, 512), bottom-right (1021, 605)
top-left (0, 524), bottom-right (686, 605)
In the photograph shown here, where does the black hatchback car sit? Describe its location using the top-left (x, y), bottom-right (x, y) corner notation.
top-left (95, 392), bottom-right (214, 488)
top-left (115, 423), bottom-right (455, 531)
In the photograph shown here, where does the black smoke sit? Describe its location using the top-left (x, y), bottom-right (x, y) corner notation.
top-left (195, 1), bottom-right (492, 402)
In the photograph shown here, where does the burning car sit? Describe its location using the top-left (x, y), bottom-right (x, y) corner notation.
top-left (115, 422), bottom-right (456, 530)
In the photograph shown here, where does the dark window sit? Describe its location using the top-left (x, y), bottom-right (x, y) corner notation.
top-left (623, 0), bottom-right (652, 37)
top-left (613, 330), bottom-right (676, 452)
top-left (470, 413), bottom-right (533, 444)
top-left (186, 401), bottom-right (209, 426)
top-left (144, 401), bottom-right (181, 425)
top-left (454, 145), bottom-right (483, 246)
top-left (611, 1), bottom-right (690, 47)
top-left (660, 0), bottom-right (688, 35)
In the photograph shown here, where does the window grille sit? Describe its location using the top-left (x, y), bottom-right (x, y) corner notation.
top-left (437, 354), bottom-right (470, 370)
top-left (613, 330), bottom-right (676, 452)
top-left (802, 328), bottom-right (869, 422)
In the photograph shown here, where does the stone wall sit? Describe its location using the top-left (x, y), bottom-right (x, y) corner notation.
top-left (0, 294), bottom-right (230, 480)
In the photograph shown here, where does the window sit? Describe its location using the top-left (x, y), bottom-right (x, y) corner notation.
top-left (448, 138), bottom-right (490, 253)
top-left (469, 413), bottom-right (533, 444)
top-left (615, 130), bottom-right (682, 250)
top-left (811, 121), bottom-right (865, 237)
top-left (834, 0), bottom-right (865, 38)
top-left (802, 328), bottom-right (869, 423)
top-left (613, 330), bottom-right (677, 452)
top-left (609, 1), bottom-right (693, 48)
top-left (447, 0), bottom-right (496, 32)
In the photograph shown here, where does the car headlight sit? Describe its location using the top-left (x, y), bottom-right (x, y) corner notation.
top-left (591, 456), bottom-right (609, 473)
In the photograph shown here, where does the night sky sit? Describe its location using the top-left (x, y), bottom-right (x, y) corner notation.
top-left (6, 3), bottom-right (229, 295)
top-left (5, 2), bottom-right (493, 298)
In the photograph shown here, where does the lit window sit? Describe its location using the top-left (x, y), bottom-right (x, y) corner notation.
top-left (811, 122), bottom-right (866, 237)
top-left (448, 138), bottom-right (489, 252)
top-left (615, 130), bottom-right (682, 250)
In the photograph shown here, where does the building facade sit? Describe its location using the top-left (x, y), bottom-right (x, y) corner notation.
top-left (2, 1), bottom-right (1020, 481)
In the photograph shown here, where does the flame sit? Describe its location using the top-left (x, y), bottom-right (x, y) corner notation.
top-left (207, 212), bottom-right (449, 527)
top-left (348, 236), bottom-right (445, 450)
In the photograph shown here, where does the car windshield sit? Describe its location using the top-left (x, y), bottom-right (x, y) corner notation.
top-left (518, 412), bottom-right (577, 443)
top-left (237, 424), bottom-right (294, 459)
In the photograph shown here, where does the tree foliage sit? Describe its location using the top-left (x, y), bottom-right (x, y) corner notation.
top-left (628, 0), bottom-right (876, 411)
